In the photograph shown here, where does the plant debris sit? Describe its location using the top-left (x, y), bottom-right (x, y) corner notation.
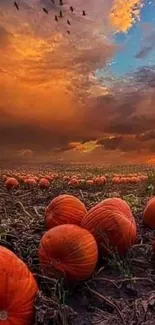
top-left (0, 163), bottom-right (155, 325)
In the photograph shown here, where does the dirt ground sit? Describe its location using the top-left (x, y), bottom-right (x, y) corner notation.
top-left (0, 164), bottom-right (155, 325)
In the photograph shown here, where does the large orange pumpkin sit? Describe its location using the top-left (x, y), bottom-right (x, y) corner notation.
top-left (81, 197), bottom-right (136, 255)
top-left (38, 224), bottom-right (98, 281)
top-left (0, 246), bottom-right (38, 324)
top-left (143, 197), bottom-right (155, 229)
top-left (5, 178), bottom-right (19, 190)
top-left (45, 194), bottom-right (87, 229)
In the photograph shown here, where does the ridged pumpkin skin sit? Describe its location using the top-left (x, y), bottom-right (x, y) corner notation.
top-left (143, 197), bottom-right (155, 229)
top-left (45, 194), bottom-right (87, 229)
top-left (38, 224), bottom-right (98, 281)
top-left (81, 197), bottom-right (136, 255)
top-left (0, 246), bottom-right (38, 325)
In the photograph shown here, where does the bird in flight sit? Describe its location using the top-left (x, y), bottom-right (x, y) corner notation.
top-left (70, 6), bottom-right (74, 12)
top-left (67, 19), bottom-right (71, 25)
top-left (67, 30), bottom-right (70, 34)
top-left (59, 10), bottom-right (63, 18)
top-left (43, 8), bottom-right (48, 14)
top-left (55, 15), bottom-right (58, 22)
top-left (82, 10), bottom-right (86, 16)
top-left (13, 2), bottom-right (19, 10)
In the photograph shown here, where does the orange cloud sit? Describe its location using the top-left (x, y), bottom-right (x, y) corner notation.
top-left (109, 0), bottom-right (143, 33)
top-left (0, 0), bottom-right (147, 164)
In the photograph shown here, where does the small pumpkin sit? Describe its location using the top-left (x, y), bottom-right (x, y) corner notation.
top-left (68, 178), bottom-right (79, 186)
top-left (112, 176), bottom-right (120, 184)
top-left (143, 197), bottom-right (155, 229)
top-left (94, 177), bottom-right (102, 185)
top-left (38, 224), bottom-right (98, 281)
top-left (5, 177), bottom-right (19, 189)
top-left (39, 178), bottom-right (50, 189)
top-left (24, 178), bottom-right (37, 187)
top-left (86, 180), bottom-right (94, 186)
top-left (130, 176), bottom-right (139, 183)
top-left (45, 194), bottom-right (87, 229)
top-left (81, 197), bottom-right (136, 255)
top-left (120, 177), bottom-right (126, 183)
top-left (0, 246), bottom-right (38, 324)
top-left (101, 176), bottom-right (106, 184)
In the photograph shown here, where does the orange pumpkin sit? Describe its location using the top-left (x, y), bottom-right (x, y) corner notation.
top-left (45, 194), bottom-right (87, 229)
top-left (71, 175), bottom-right (78, 180)
top-left (81, 197), bottom-right (136, 255)
top-left (120, 177), bottom-right (126, 183)
top-left (143, 197), bottom-right (155, 229)
top-left (68, 178), bottom-right (79, 186)
top-left (101, 176), bottom-right (106, 184)
top-left (38, 224), bottom-right (98, 281)
top-left (5, 177), bottom-right (19, 189)
top-left (24, 178), bottom-right (37, 187)
top-left (0, 246), bottom-right (38, 324)
top-left (39, 178), bottom-right (50, 189)
top-left (112, 177), bottom-right (120, 184)
top-left (86, 180), bottom-right (94, 186)
top-left (94, 177), bottom-right (102, 185)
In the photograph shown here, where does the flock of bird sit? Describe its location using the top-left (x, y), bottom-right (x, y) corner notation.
top-left (13, 0), bottom-right (87, 35)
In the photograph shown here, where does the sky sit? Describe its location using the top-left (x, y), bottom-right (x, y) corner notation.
top-left (1, 0), bottom-right (155, 164)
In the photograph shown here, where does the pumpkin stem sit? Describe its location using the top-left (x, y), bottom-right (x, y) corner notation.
top-left (0, 310), bottom-right (8, 320)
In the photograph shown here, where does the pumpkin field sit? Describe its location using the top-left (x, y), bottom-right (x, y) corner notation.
top-left (1, 163), bottom-right (155, 325)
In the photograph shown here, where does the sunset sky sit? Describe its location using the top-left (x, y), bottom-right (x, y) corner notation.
top-left (1, 0), bottom-right (155, 164)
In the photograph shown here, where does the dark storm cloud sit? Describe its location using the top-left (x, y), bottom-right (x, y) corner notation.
top-left (96, 136), bottom-right (141, 152)
top-left (2, 63), bottom-right (155, 157)
top-left (83, 81), bottom-right (155, 135)
top-left (0, 121), bottom-right (96, 154)
top-left (104, 115), bottom-right (155, 134)
top-left (134, 66), bottom-right (155, 87)
top-left (0, 123), bottom-right (68, 151)
top-left (97, 136), bottom-right (123, 149)
top-left (96, 134), bottom-right (155, 153)
top-left (138, 130), bottom-right (155, 141)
